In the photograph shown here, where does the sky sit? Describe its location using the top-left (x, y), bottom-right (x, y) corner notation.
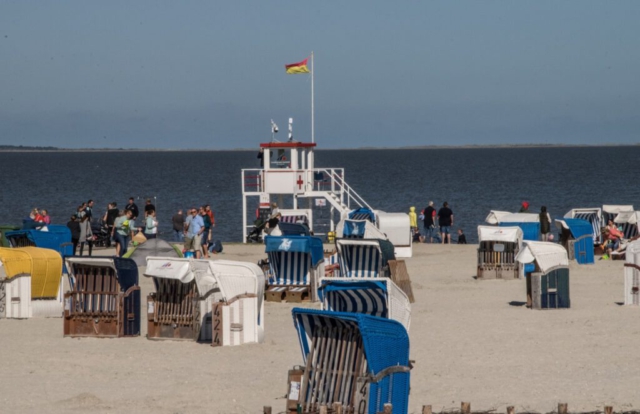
top-left (0, 1), bottom-right (639, 149)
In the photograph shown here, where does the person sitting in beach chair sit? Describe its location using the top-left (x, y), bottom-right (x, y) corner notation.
top-left (600, 220), bottom-right (625, 260)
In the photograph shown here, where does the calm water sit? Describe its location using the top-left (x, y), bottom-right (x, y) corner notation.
top-left (1, 146), bottom-right (639, 243)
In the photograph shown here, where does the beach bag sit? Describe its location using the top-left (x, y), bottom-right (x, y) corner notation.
top-left (132, 231), bottom-right (147, 244)
top-left (209, 240), bottom-right (223, 253)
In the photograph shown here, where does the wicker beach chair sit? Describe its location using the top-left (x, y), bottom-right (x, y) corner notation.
top-left (516, 241), bottom-right (571, 309)
top-left (318, 277), bottom-right (411, 330)
top-left (286, 308), bottom-right (411, 414)
top-left (264, 235), bottom-right (324, 303)
top-left (64, 257), bottom-right (140, 337)
top-left (335, 238), bottom-right (395, 279)
top-left (477, 225), bottom-right (523, 279)
top-left (555, 218), bottom-right (595, 264)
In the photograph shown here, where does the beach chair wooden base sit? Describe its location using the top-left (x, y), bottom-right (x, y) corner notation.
top-left (286, 286), bottom-right (309, 303)
top-left (477, 265), bottom-right (518, 280)
top-left (266, 286), bottom-right (287, 302)
top-left (389, 259), bottom-right (415, 303)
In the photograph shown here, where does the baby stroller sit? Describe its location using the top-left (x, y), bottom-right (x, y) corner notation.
top-left (246, 218), bottom-right (268, 243)
top-left (91, 219), bottom-right (111, 248)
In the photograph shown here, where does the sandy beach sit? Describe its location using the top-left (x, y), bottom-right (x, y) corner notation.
top-left (0, 242), bottom-right (637, 414)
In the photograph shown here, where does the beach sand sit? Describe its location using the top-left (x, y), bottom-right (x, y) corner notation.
top-left (0, 243), bottom-right (637, 413)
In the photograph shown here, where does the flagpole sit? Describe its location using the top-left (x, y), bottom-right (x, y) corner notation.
top-left (311, 51), bottom-right (315, 143)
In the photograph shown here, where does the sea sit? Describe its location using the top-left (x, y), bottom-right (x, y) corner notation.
top-left (1, 146), bottom-right (639, 244)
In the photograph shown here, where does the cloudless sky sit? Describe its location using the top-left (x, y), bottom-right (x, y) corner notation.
top-left (0, 1), bottom-right (638, 149)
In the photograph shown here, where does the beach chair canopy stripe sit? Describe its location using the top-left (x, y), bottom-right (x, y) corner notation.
top-left (268, 249), bottom-right (311, 285)
top-left (276, 222), bottom-right (310, 236)
top-left (280, 215), bottom-right (308, 225)
top-left (319, 280), bottom-right (388, 318)
top-left (337, 240), bottom-right (382, 278)
top-left (348, 207), bottom-right (376, 223)
top-left (292, 308), bottom-right (410, 414)
top-left (515, 241), bottom-right (569, 274)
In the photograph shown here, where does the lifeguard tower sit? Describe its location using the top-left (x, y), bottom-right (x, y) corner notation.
top-left (242, 138), bottom-right (412, 257)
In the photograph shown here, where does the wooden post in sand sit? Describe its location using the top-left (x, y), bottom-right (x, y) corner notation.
top-left (604, 407), bottom-right (613, 414)
top-left (319, 404), bottom-right (328, 414)
top-left (558, 403), bottom-right (568, 414)
top-left (333, 402), bottom-right (343, 414)
top-left (422, 405), bottom-right (432, 414)
top-left (383, 403), bottom-right (393, 413)
top-left (462, 402), bottom-right (471, 414)
top-left (263, 407), bottom-right (271, 414)
top-left (507, 406), bottom-right (515, 414)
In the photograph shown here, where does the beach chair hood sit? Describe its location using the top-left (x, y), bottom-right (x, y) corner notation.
top-left (6, 225), bottom-right (73, 256)
top-left (477, 225), bottom-right (523, 244)
top-left (348, 207), bottom-right (376, 223)
top-left (0, 247), bottom-right (63, 299)
top-left (65, 256), bottom-right (139, 292)
top-left (485, 210), bottom-right (512, 225)
top-left (207, 260), bottom-right (265, 305)
top-left (336, 219), bottom-right (388, 239)
top-left (603, 205), bottom-right (634, 215)
top-left (515, 241), bottom-right (569, 274)
top-left (144, 257), bottom-right (217, 297)
top-left (554, 218), bottom-right (593, 239)
top-left (614, 211), bottom-right (640, 225)
top-left (265, 235), bottom-right (324, 266)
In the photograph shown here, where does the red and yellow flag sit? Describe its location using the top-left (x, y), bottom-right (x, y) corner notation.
top-left (285, 58), bottom-right (310, 74)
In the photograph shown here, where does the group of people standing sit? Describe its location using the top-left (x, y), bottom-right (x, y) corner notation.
top-left (66, 198), bottom-right (159, 257)
top-left (170, 205), bottom-right (216, 259)
top-left (409, 201), bottom-right (466, 244)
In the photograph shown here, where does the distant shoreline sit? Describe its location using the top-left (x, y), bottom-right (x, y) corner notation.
top-left (0, 143), bottom-right (638, 152)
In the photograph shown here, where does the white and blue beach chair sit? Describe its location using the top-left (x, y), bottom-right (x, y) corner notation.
top-left (335, 238), bottom-right (395, 279)
top-left (264, 235), bottom-right (325, 302)
top-left (286, 308), bottom-right (411, 414)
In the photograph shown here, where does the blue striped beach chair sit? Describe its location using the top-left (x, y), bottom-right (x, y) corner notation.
top-left (287, 308), bottom-right (411, 414)
top-left (265, 235), bottom-right (325, 303)
top-left (318, 277), bottom-right (411, 330)
top-left (564, 208), bottom-right (603, 244)
top-left (335, 238), bottom-right (395, 279)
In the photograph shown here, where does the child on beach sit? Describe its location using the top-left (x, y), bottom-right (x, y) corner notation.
top-left (457, 229), bottom-right (467, 244)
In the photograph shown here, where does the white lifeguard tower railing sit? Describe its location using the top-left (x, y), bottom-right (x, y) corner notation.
top-left (242, 141), bottom-right (373, 242)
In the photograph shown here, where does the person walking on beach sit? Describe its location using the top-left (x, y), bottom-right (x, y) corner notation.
top-left (78, 213), bottom-right (93, 256)
top-left (144, 198), bottom-right (155, 215)
top-left (104, 202), bottom-right (119, 247)
top-left (437, 202), bottom-right (454, 244)
top-left (172, 209), bottom-right (185, 242)
top-left (409, 207), bottom-right (418, 236)
top-left (84, 199), bottom-right (95, 221)
top-left (67, 215), bottom-right (81, 256)
top-left (200, 206), bottom-right (212, 258)
top-left (114, 210), bottom-right (133, 257)
top-left (144, 209), bottom-right (158, 239)
top-left (422, 201), bottom-right (436, 243)
top-left (205, 204), bottom-right (215, 241)
top-left (126, 197), bottom-right (139, 220)
top-left (539, 206), bottom-right (552, 241)
top-left (184, 208), bottom-right (204, 259)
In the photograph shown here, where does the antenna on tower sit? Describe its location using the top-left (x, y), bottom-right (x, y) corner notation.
top-left (270, 119), bottom-right (279, 142)
top-left (288, 118), bottom-right (294, 142)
